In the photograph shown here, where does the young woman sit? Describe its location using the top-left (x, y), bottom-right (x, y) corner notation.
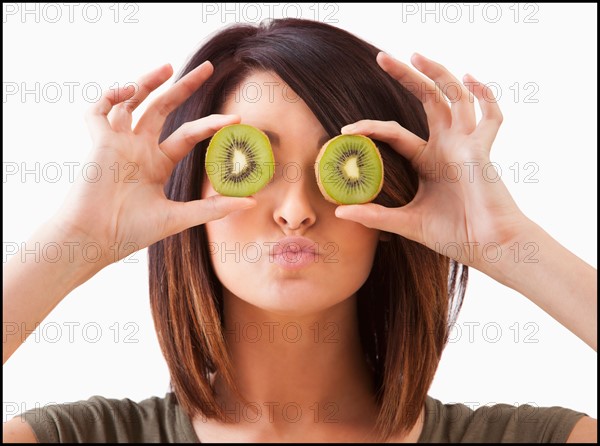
top-left (3, 18), bottom-right (596, 442)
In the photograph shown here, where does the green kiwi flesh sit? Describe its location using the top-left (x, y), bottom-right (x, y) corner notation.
top-left (315, 134), bottom-right (384, 205)
top-left (205, 124), bottom-right (274, 197)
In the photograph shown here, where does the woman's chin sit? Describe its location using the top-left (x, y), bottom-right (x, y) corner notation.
top-left (225, 285), bottom-right (350, 319)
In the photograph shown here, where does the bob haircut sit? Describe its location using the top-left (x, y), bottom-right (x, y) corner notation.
top-left (149, 17), bottom-right (467, 440)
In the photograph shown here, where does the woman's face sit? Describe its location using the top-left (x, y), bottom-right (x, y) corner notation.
top-left (202, 71), bottom-right (381, 317)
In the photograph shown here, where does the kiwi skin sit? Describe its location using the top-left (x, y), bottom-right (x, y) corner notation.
top-left (314, 134), bottom-right (384, 205)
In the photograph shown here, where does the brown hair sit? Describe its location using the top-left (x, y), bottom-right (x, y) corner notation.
top-left (148, 18), bottom-right (467, 440)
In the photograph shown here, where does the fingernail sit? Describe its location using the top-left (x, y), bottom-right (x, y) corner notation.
top-left (341, 124), bottom-right (357, 134)
top-left (335, 206), bottom-right (348, 218)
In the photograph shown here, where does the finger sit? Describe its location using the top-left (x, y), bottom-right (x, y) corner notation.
top-left (84, 84), bottom-right (136, 143)
top-left (159, 114), bottom-right (241, 164)
top-left (123, 63), bottom-right (174, 114)
top-left (109, 64), bottom-right (175, 132)
top-left (165, 195), bottom-right (257, 235)
top-left (376, 52), bottom-right (451, 130)
top-left (340, 119), bottom-right (426, 162)
top-left (135, 60), bottom-right (214, 137)
top-left (411, 53), bottom-right (477, 133)
top-left (463, 74), bottom-right (504, 149)
top-left (335, 202), bottom-right (422, 242)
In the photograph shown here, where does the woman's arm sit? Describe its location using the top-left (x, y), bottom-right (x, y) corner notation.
top-left (335, 52), bottom-right (597, 352)
top-left (3, 220), bottom-right (104, 364)
top-left (335, 50), bottom-right (596, 442)
top-left (2, 61), bottom-right (256, 366)
top-left (568, 416), bottom-right (597, 443)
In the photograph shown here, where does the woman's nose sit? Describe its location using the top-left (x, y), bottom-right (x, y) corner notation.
top-left (272, 171), bottom-right (317, 232)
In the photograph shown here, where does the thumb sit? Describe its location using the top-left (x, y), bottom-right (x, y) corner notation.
top-left (167, 195), bottom-right (256, 235)
top-left (335, 202), bottom-right (420, 241)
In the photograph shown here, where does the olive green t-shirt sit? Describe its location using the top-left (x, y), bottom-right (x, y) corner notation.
top-left (17, 392), bottom-right (589, 442)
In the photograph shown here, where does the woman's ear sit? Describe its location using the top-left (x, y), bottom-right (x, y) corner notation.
top-left (379, 231), bottom-right (392, 242)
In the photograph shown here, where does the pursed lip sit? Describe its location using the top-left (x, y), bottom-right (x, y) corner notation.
top-left (270, 236), bottom-right (320, 256)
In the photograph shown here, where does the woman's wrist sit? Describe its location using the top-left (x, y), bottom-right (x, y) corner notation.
top-left (476, 215), bottom-right (543, 289)
top-left (23, 216), bottom-right (108, 292)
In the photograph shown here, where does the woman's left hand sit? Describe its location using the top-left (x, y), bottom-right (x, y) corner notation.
top-left (335, 52), bottom-right (532, 275)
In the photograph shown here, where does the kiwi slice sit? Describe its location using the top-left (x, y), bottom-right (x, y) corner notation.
top-left (205, 124), bottom-right (275, 197)
top-left (315, 134), bottom-right (384, 205)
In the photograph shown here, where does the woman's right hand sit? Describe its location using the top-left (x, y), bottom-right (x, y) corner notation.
top-left (54, 61), bottom-right (255, 270)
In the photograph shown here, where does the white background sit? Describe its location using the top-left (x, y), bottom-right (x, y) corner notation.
top-left (3, 3), bottom-right (597, 421)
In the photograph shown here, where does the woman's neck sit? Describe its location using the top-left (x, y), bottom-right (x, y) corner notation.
top-left (215, 290), bottom-right (379, 428)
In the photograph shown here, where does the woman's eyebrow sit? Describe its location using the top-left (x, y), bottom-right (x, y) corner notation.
top-left (261, 129), bottom-right (329, 149)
